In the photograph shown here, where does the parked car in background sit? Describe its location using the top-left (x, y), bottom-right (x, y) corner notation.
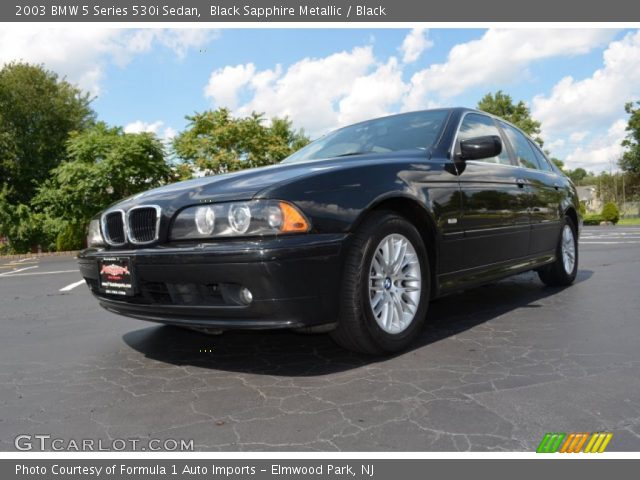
top-left (79, 108), bottom-right (580, 354)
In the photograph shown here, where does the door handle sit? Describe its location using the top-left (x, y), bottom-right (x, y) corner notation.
top-left (553, 182), bottom-right (560, 190)
top-left (516, 178), bottom-right (526, 188)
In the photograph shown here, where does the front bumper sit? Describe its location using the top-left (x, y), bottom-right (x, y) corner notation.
top-left (78, 234), bottom-right (347, 329)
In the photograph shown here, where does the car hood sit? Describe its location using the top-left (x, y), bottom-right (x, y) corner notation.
top-left (109, 151), bottom-right (429, 211)
top-left (111, 161), bottom-right (340, 209)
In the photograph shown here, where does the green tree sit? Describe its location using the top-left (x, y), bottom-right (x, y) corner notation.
top-left (568, 167), bottom-right (588, 184)
top-left (477, 91), bottom-right (544, 146)
top-left (0, 189), bottom-right (50, 252)
top-left (0, 189), bottom-right (14, 250)
top-left (620, 101), bottom-right (640, 174)
top-left (33, 123), bottom-right (174, 241)
top-left (548, 160), bottom-right (592, 185)
top-left (0, 62), bottom-right (95, 204)
top-left (0, 112), bottom-right (18, 188)
top-left (55, 223), bottom-right (86, 251)
top-left (173, 108), bottom-right (309, 176)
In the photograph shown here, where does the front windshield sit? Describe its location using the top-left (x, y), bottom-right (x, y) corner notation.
top-left (282, 110), bottom-right (449, 164)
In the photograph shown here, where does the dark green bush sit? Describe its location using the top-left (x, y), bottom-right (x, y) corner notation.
top-left (583, 214), bottom-right (604, 226)
top-left (55, 223), bottom-right (85, 251)
top-left (601, 202), bottom-right (620, 224)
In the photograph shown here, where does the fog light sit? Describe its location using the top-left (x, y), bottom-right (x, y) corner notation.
top-left (239, 287), bottom-right (253, 305)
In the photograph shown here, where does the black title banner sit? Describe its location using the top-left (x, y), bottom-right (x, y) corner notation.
top-left (3, 0), bottom-right (640, 22)
top-left (3, 459), bottom-right (640, 480)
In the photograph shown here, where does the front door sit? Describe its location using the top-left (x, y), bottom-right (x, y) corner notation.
top-left (455, 113), bottom-right (530, 269)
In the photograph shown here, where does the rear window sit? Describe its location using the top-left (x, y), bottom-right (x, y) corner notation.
top-left (500, 122), bottom-right (546, 170)
top-left (528, 140), bottom-right (553, 172)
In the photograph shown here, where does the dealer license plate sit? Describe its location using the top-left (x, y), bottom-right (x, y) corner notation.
top-left (98, 257), bottom-right (134, 296)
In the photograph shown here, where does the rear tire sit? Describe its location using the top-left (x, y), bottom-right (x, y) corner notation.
top-left (538, 215), bottom-right (578, 287)
top-left (330, 211), bottom-right (430, 355)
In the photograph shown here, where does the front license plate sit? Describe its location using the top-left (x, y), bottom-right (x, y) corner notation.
top-left (98, 257), bottom-right (134, 296)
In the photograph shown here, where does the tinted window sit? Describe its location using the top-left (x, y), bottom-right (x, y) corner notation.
top-left (458, 114), bottom-right (511, 165)
top-left (528, 140), bottom-right (553, 172)
top-left (282, 110), bottom-right (448, 164)
top-left (500, 122), bottom-right (544, 170)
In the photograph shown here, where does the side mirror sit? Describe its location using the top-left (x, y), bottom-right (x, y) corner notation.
top-left (459, 135), bottom-right (502, 161)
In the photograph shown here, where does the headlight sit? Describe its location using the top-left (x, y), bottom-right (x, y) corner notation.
top-left (194, 206), bottom-right (216, 235)
top-left (228, 203), bottom-right (251, 234)
top-left (170, 200), bottom-right (310, 240)
top-left (87, 219), bottom-right (104, 247)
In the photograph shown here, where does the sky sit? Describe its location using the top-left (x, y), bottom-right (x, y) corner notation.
top-left (1, 27), bottom-right (639, 173)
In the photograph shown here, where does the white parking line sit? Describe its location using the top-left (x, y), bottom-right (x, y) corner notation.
top-left (582, 234), bottom-right (640, 237)
top-left (0, 266), bottom-right (38, 277)
top-left (59, 279), bottom-right (86, 292)
top-left (580, 241), bottom-right (640, 244)
top-left (580, 228), bottom-right (640, 245)
top-left (0, 269), bottom-right (77, 278)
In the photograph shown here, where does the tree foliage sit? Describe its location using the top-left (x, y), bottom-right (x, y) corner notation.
top-left (0, 62), bottom-right (95, 204)
top-left (568, 167), bottom-right (588, 184)
top-left (55, 223), bottom-right (86, 252)
top-left (173, 108), bottom-right (309, 176)
top-left (0, 189), bottom-right (50, 253)
top-left (33, 123), bottom-right (173, 227)
top-left (477, 91), bottom-right (544, 146)
top-left (620, 101), bottom-right (640, 174)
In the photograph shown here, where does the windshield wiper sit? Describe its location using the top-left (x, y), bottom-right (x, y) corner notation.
top-left (333, 151), bottom-right (372, 158)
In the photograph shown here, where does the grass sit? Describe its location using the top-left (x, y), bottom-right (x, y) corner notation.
top-left (617, 217), bottom-right (640, 226)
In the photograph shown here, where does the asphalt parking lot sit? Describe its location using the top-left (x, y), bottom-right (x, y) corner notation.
top-left (1, 226), bottom-right (640, 452)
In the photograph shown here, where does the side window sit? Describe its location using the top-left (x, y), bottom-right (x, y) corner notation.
top-left (500, 122), bottom-right (544, 170)
top-left (458, 114), bottom-right (511, 165)
top-left (528, 140), bottom-right (553, 172)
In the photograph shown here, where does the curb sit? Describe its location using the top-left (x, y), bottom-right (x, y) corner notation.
top-left (0, 250), bottom-right (80, 261)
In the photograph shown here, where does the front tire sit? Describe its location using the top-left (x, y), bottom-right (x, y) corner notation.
top-left (538, 215), bottom-right (578, 287)
top-left (330, 211), bottom-right (430, 355)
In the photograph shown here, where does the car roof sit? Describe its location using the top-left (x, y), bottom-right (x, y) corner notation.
top-left (328, 107), bottom-right (539, 147)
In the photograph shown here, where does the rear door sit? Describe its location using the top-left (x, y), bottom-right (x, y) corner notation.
top-left (455, 113), bottom-right (530, 269)
top-left (499, 122), bottom-right (563, 255)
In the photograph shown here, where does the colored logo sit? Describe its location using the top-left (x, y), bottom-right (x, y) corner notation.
top-left (100, 264), bottom-right (129, 276)
top-left (536, 432), bottom-right (613, 453)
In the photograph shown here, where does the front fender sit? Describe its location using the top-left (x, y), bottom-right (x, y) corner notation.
top-left (259, 161), bottom-right (440, 233)
top-left (256, 159), bottom-right (453, 234)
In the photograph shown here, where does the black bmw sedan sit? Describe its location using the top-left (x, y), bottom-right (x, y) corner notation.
top-left (79, 107), bottom-right (580, 354)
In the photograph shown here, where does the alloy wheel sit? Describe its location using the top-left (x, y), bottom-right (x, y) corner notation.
top-left (561, 224), bottom-right (576, 274)
top-left (368, 233), bottom-right (422, 334)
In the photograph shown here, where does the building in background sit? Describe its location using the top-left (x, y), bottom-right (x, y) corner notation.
top-left (576, 185), bottom-right (602, 213)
